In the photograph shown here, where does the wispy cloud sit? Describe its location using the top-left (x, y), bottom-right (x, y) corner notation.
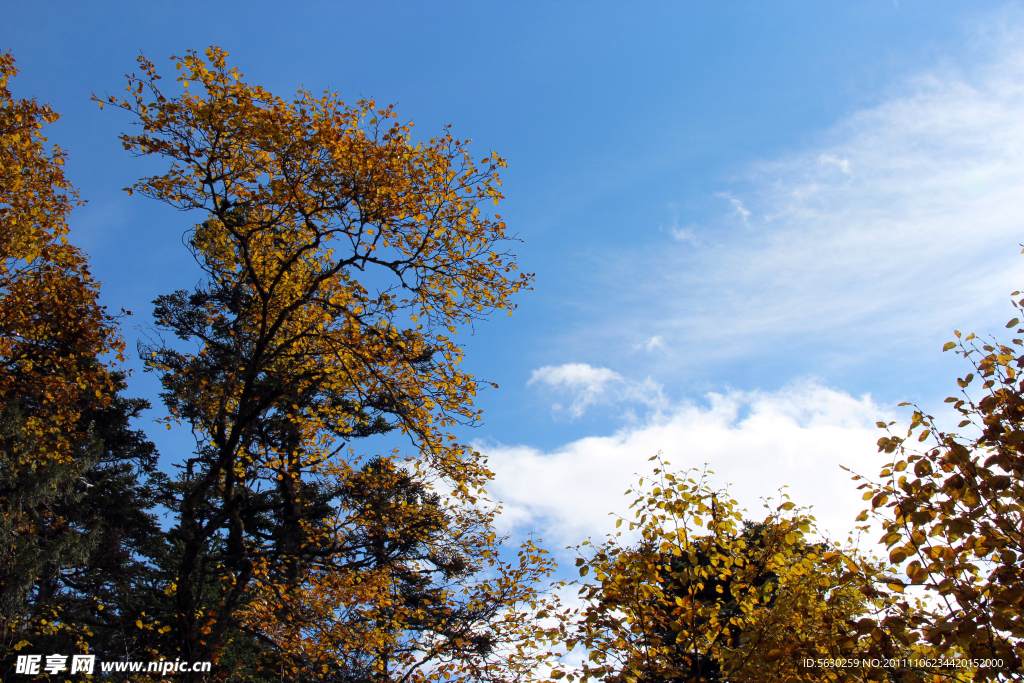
top-left (528, 364), bottom-right (621, 419)
top-left (484, 379), bottom-right (892, 545)
top-left (817, 153), bottom-right (851, 176)
top-left (644, 335), bottom-right (664, 352)
top-left (715, 191), bottom-right (751, 225)
top-left (669, 223), bottom-right (699, 244)
top-left (631, 335), bottom-right (665, 353)
top-left (585, 25), bottom-right (1024, 387)
top-left (661, 206), bottom-right (701, 244)
top-left (528, 363), bottom-right (665, 419)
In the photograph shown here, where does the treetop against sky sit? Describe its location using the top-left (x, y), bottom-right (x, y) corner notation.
top-left (2, 1), bottom-right (1023, 548)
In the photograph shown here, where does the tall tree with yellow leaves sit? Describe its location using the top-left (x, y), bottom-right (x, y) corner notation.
top-left (100, 47), bottom-right (556, 682)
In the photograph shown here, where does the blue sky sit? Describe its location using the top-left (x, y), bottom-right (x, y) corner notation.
top-left (4, 1), bottom-right (1024, 547)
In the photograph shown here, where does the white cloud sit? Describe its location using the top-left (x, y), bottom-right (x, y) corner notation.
top-left (484, 379), bottom-right (892, 546)
top-left (527, 363), bottom-right (665, 419)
